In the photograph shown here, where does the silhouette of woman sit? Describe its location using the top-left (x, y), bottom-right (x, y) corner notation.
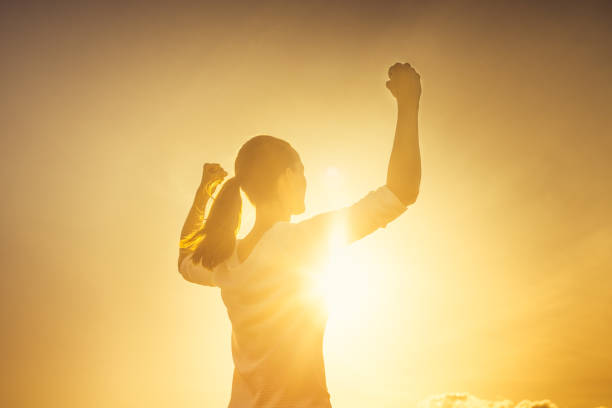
top-left (178, 62), bottom-right (421, 407)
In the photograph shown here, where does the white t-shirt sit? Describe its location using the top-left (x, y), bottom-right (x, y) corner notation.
top-left (180, 185), bottom-right (408, 408)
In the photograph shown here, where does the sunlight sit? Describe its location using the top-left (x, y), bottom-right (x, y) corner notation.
top-left (323, 166), bottom-right (345, 208)
top-left (312, 171), bottom-right (373, 329)
top-left (316, 249), bottom-right (372, 327)
top-left (325, 166), bottom-right (341, 181)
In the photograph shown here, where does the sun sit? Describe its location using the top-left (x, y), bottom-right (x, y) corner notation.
top-left (306, 165), bottom-right (376, 331)
top-left (311, 204), bottom-right (372, 329)
top-left (318, 251), bottom-right (370, 313)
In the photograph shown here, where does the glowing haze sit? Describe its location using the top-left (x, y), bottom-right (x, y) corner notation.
top-left (1, 1), bottom-right (611, 407)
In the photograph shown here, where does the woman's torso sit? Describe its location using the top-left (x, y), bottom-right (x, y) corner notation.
top-left (215, 225), bottom-right (332, 408)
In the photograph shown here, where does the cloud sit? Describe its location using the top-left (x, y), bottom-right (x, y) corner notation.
top-left (417, 392), bottom-right (604, 408)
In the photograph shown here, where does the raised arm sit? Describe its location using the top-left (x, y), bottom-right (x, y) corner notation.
top-left (270, 63), bottom-right (422, 268)
top-left (178, 163), bottom-right (227, 271)
top-left (385, 62), bottom-right (422, 206)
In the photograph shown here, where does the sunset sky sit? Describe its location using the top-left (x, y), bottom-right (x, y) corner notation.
top-left (1, 1), bottom-right (611, 407)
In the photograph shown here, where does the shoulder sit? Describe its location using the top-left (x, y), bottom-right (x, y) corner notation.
top-left (265, 220), bottom-right (303, 243)
top-left (252, 221), bottom-right (301, 257)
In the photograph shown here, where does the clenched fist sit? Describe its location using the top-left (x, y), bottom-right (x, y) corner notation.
top-left (386, 62), bottom-right (421, 107)
top-left (201, 163), bottom-right (228, 197)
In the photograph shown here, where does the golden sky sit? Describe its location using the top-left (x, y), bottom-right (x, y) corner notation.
top-left (1, 1), bottom-right (611, 407)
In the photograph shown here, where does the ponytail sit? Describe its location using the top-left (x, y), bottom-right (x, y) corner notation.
top-left (185, 134), bottom-right (299, 269)
top-left (191, 176), bottom-right (243, 270)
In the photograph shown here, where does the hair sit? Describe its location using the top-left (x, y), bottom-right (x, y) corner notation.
top-left (188, 135), bottom-right (300, 270)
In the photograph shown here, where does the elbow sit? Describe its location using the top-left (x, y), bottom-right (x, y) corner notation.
top-left (403, 193), bottom-right (418, 206)
top-left (177, 254), bottom-right (193, 283)
top-left (395, 186), bottom-right (419, 206)
top-left (402, 176), bottom-right (420, 205)
top-left (406, 186), bottom-right (420, 205)
top-left (178, 265), bottom-right (189, 282)
top-left (179, 267), bottom-right (196, 284)
top-left (386, 178), bottom-right (420, 206)
top-left (178, 263), bottom-right (189, 282)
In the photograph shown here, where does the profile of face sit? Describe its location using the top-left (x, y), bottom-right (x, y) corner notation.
top-left (276, 160), bottom-right (306, 216)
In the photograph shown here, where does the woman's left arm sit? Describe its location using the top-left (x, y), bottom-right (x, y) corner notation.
top-left (178, 163), bottom-right (228, 270)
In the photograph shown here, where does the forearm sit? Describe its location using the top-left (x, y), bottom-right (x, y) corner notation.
top-left (179, 185), bottom-right (209, 243)
top-left (386, 101), bottom-right (421, 205)
top-left (177, 163), bottom-right (227, 277)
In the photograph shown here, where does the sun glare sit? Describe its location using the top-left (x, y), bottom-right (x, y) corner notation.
top-left (312, 169), bottom-right (373, 328)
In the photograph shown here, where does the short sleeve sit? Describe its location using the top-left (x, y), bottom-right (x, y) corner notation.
top-left (344, 184), bottom-right (408, 229)
top-left (179, 251), bottom-right (217, 287)
top-left (272, 184), bottom-right (408, 269)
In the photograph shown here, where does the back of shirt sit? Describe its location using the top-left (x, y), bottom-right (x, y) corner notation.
top-left (180, 184), bottom-right (408, 408)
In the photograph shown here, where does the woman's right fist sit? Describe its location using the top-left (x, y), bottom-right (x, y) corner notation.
top-left (386, 62), bottom-right (421, 106)
top-left (201, 163), bottom-right (228, 196)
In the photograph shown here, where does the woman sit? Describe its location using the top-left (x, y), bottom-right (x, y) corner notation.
top-left (178, 62), bottom-right (421, 407)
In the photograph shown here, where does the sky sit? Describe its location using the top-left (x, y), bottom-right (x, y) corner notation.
top-left (1, 1), bottom-right (611, 407)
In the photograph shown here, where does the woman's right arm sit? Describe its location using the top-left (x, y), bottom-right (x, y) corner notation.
top-left (178, 163), bottom-right (227, 278)
top-left (272, 62), bottom-right (422, 267)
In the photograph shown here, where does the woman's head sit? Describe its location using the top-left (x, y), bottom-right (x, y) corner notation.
top-left (235, 135), bottom-right (306, 213)
top-left (191, 135), bottom-right (306, 269)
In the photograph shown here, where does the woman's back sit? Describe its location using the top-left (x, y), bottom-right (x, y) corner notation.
top-left (180, 185), bottom-right (408, 407)
top-left (221, 226), bottom-right (331, 407)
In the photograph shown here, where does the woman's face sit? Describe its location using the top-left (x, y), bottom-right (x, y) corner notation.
top-left (277, 160), bottom-right (306, 216)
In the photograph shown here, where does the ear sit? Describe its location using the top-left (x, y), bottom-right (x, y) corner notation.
top-left (275, 167), bottom-right (292, 198)
top-left (275, 168), bottom-right (288, 193)
top-left (279, 167), bottom-right (293, 184)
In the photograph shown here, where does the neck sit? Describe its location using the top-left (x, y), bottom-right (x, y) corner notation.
top-left (252, 202), bottom-right (291, 235)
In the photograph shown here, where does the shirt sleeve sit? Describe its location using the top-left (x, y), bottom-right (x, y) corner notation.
top-left (179, 250), bottom-right (217, 287)
top-left (272, 184), bottom-right (408, 269)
